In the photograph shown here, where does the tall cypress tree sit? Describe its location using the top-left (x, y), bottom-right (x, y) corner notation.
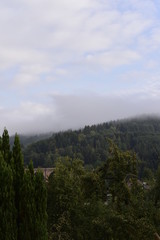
top-left (0, 130), bottom-right (48, 240)
top-left (34, 169), bottom-right (48, 240)
top-left (0, 152), bottom-right (17, 240)
top-left (2, 128), bottom-right (11, 164)
top-left (12, 134), bottom-right (24, 240)
top-left (19, 161), bottom-right (35, 240)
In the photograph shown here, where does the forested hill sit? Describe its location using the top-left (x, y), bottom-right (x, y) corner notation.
top-left (23, 116), bottom-right (160, 174)
top-left (10, 132), bottom-right (52, 148)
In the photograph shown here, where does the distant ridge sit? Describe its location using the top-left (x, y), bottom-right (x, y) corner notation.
top-left (21, 116), bottom-right (160, 177)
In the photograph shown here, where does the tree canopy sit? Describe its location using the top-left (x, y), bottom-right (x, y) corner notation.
top-left (23, 117), bottom-right (160, 177)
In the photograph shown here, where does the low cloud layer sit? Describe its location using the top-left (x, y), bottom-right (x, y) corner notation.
top-left (1, 93), bottom-right (160, 135)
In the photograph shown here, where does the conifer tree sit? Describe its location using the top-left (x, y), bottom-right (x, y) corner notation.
top-left (0, 152), bottom-right (17, 240)
top-left (12, 134), bottom-right (24, 240)
top-left (34, 169), bottom-right (48, 240)
top-left (0, 130), bottom-right (48, 240)
top-left (2, 128), bottom-right (11, 164)
top-left (19, 161), bottom-right (35, 240)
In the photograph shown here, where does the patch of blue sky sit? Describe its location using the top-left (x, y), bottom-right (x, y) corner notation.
top-left (81, 63), bottom-right (152, 95)
top-left (0, 90), bottom-right (20, 108)
top-left (43, 61), bottom-right (146, 95)
top-left (116, 0), bottom-right (157, 14)
top-left (149, 51), bottom-right (160, 60)
top-left (154, 0), bottom-right (160, 12)
top-left (1, 65), bottom-right (19, 81)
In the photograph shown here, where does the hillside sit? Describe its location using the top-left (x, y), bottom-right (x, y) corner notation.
top-left (10, 132), bottom-right (53, 148)
top-left (23, 116), bottom-right (160, 175)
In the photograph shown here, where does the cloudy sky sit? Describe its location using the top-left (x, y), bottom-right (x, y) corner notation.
top-left (1, 0), bottom-right (160, 134)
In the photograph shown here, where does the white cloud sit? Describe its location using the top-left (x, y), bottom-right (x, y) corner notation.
top-left (0, 0), bottom-right (156, 78)
top-left (86, 50), bottom-right (140, 70)
top-left (0, 0), bottom-right (160, 133)
top-left (12, 64), bottom-right (51, 87)
top-left (0, 101), bottom-right (54, 134)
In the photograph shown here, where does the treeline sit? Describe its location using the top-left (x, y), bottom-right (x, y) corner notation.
top-left (2, 129), bottom-right (160, 239)
top-left (24, 117), bottom-right (160, 176)
top-left (0, 129), bottom-right (47, 240)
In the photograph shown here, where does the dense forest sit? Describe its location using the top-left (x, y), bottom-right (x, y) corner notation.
top-left (23, 116), bottom-right (160, 177)
top-left (47, 146), bottom-right (160, 240)
top-left (2, 128), bottom-right (160, 239)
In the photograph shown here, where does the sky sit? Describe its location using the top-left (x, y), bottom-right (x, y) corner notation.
top-left (1, 0), bottom-right (160, 135)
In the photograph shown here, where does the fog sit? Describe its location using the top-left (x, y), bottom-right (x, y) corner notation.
top-left (1, 93), bottom-right (160, 135)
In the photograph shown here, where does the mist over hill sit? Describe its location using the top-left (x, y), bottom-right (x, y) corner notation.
top-left (9, 133), bottom-right (53, 148)
top-left (20, 116), bottom-right (160, 177)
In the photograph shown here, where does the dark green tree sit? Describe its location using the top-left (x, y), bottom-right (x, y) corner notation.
top-left (12, 134), bottom-right (24, 240)
top-left (0, 152), bottom-right (17, 240)
top-left (100, 140), bottom-right (137, 207)
top-left (153, 165), bottom-right (160, 206)
top-left (0, 129), bottom-right (48, 240)
top-left (2, 128), bottom-right (11, 164)
top-left (34, 169), bottom-right (48, 240)
top-left (47, 157), bottom-right (85, 240)
top-left (18, 161), bottom-right (35, 240)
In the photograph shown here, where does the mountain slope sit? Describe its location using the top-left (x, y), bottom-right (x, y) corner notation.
top-left (23, 116), bottom-right (160, 175)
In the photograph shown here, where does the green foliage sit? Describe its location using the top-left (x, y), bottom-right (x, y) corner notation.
top-left (2, 128), bottom-right (12, 164)
top-left (0, 153), bottom-right (17, 240)
top-left (34, 169), bottom-right (48, 240)
top-left (101, 140), bottom-right (137, 206)
top-left (2, 125), bottom-right (160, 239)
top-left (19, 166), bottom-right (35, 240)
top-left (12, 134), bottom-right (24, 240)
top-left (82, 170), bottom-right (103, 201)
top-left (47, 157), bottom-right (85, 240)
top-left (47, 142), bottom-right (159, 240)
top-left (23, 117), bottom-right (160, 178)
top-left (0, 129), bottom-right (48, 240)
top-left (154, 166), bottom-right (160, 206)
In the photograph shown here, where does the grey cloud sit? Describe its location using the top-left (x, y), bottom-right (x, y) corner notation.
top-left (52, 94), bottom-right (160, 129)
top-left (1, 93), bottom-right (160, 135)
